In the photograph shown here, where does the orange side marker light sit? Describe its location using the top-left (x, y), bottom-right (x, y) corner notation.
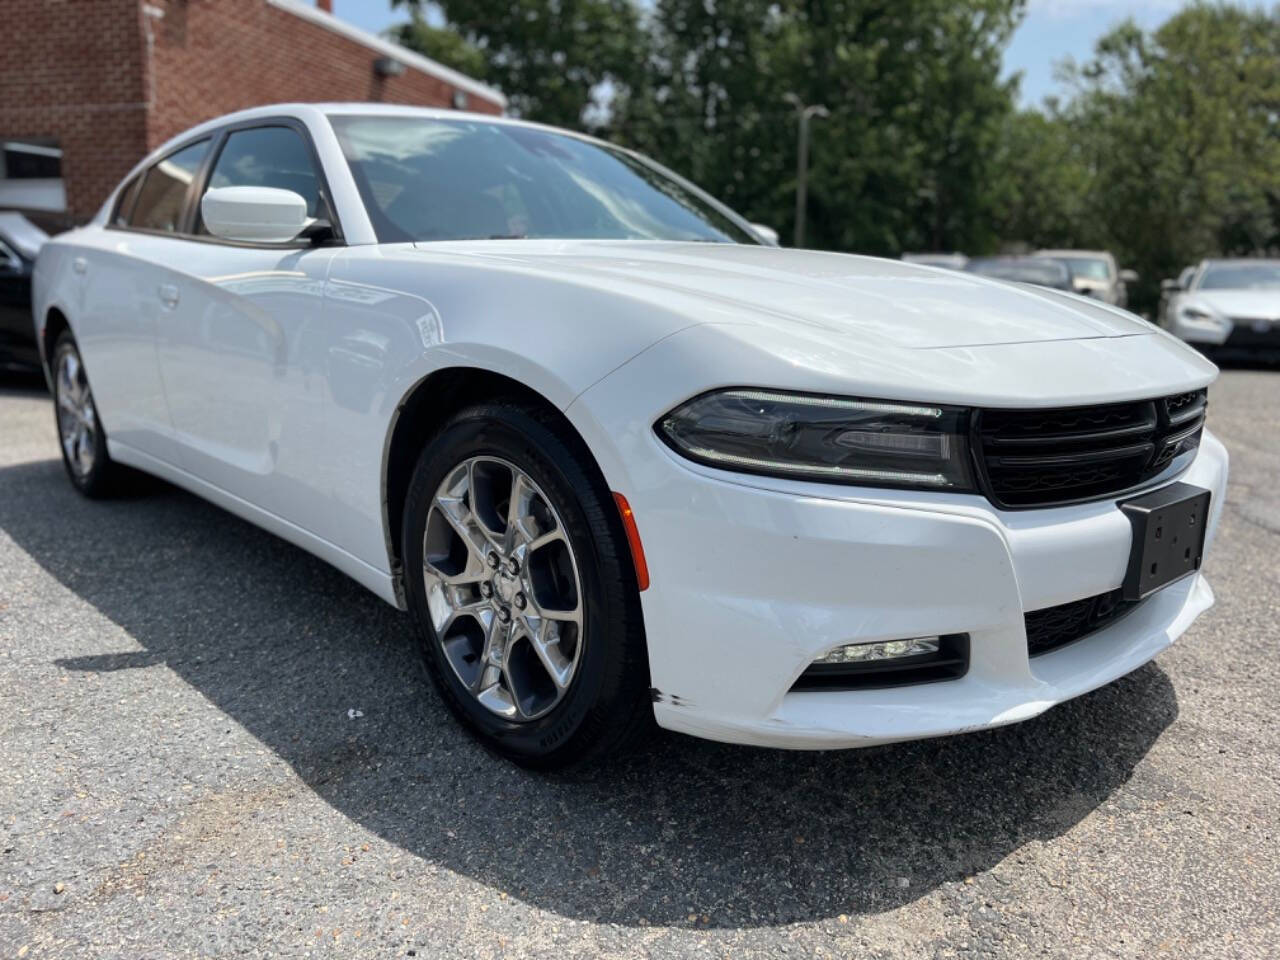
top-left (612, 492), bottom-right (650, 591)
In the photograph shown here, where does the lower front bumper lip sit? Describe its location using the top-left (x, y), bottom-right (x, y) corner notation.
top-left (655, 574), bottom-right (1214, 750)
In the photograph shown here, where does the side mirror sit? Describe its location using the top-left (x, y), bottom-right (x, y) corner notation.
top-left (750, 223), bottom-right (780, 247)
top-left (1160, 278), bottom-right (1182, 293)
top-left (1118, 268), bottom-right (1139, 284)
top-left (201, 186), bottom-right (308, 243)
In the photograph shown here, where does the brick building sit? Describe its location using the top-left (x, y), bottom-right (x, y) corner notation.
top-left (0, 0), bottom-right (504, 224)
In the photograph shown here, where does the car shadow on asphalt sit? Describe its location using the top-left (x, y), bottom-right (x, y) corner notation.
top-left (0, 456), bottom-right (1179, 928)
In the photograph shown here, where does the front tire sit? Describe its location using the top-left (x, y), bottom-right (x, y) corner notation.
top-left (51, 332), bottom-right (121, 498)
top-left (402, 400), bottom-right (650, 769)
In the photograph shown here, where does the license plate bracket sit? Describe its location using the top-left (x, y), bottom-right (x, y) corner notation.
top-left (1119, 482), bottom-right (1210, 601)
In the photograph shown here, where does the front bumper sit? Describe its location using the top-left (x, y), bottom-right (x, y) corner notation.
top-left (569, 374), bottom-right (1229, 750)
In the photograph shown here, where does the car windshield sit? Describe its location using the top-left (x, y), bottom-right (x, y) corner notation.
top-left (328, 115), bottom-right (757, 245)
top-left (967, 259), bottom-right (1068, 286)
top-left (1197, 262), bottom-right (1280, 291)
top-left (1056, 257), bottom-right (1112, 281)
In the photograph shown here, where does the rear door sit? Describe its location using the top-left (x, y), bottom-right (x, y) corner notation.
top-left (153, 121), bottom-right (338, 529)
top-left (74, 139), bottom-right (211, 464)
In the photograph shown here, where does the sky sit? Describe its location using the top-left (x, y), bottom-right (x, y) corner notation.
top-left (329, 0), bottom-right (1190, 108)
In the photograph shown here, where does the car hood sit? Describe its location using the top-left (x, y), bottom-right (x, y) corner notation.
top-left (1186, 289), bottom-right (1280, 320)
top-left (410, 240), bottom-right (1154, 349)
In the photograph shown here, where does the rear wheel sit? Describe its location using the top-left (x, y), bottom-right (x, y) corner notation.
top-left (402, 401), bottom-right (650, 769)
top-left (51, 332), bottom-right (121, 497)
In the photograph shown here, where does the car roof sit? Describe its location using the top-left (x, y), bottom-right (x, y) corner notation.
top-left (145, 103), bottom-right (619, 174)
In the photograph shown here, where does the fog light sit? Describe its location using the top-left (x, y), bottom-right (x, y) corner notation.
top-left (814, 637), bottom-right (941, 664)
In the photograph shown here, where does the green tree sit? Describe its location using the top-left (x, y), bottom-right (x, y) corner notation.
top-left (389, 16), bottom-right (488, 83)
top-left (616, 0), bottom-right (1025, 253)
top-left (987, 109), bottom-right (1094, 252)
top-left (1055, 4), bottom-right (1280, 310)
top-left (392, 0), bottom-right (649, 128)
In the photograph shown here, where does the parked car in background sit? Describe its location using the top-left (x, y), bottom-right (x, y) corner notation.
top-left (901, 252), bottom-right (968, 270)
top-left (1036, 249), bottom-right (1137, 308)
top-left (34, 104), bottom-right (1226, 769)
top-left (965, 256), bottom-right (1074, 291)
top-left (1162, 259), bottom-right (1280, 356)
top-left (0, 212), bottom-right (48, 373)
top-left (1159, 265), bottom-right (1197, 327)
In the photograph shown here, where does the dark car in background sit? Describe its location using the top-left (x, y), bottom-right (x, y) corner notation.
top-left (965, 256), bottom-right (1074, 291)
top-left (0, 212), bottom-right (47, 374)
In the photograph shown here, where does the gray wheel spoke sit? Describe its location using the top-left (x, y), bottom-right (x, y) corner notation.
top-left (422, 456), bottom-right (583, 723)
top-left (538, 597), bottom-right (582, 627)
top-left (526, 525), bottom-right (567, 554)
top-left (467, 459), bottom-right (507, 546)
top-left (528, 620), bottom-right (573, 690)
top-left (433, 497), bottom-right (494, 568)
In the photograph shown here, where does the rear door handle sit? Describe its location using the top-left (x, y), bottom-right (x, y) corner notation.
top-left (158, 283), bottom-right (180, 308)
top-left (72, 257), bottom-right (87, 274)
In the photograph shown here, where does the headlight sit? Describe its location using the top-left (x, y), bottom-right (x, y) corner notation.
top-left (1179, 306), bottom-right (1220, 325)
top-left (656, 388), bottom-right (976, 490)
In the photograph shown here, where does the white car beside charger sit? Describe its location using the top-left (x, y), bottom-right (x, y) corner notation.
top-left (34, 103), bottom-right (1226, 767)
top-left (1162, 258), bottom-right (1280, 356)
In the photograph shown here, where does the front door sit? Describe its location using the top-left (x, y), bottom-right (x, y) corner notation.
top-left (154, 124), bottom-right (337, 529)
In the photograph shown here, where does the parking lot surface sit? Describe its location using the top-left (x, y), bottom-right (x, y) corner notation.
top-left (1, 369), bottom-right (1277, 958)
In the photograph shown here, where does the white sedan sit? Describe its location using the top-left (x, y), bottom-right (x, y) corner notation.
top-left (33, 104), bottom-right (1227, 768)
top-left (1162, 258), bottom-right (1280, 355)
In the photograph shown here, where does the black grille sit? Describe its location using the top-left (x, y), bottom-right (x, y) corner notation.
top-left (1224, 322), bottom-right (1280, 350)
top-left (975, 389), bottom-right (1206, 508)
top-left (1024, 589), bottom-right (1139, 657)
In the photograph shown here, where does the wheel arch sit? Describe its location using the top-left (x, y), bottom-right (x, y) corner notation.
top-left (380, 365), bottom-right (630, 605)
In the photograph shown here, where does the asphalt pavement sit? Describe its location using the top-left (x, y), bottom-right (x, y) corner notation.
top-left (1, 368), bottom-right (1277, 958)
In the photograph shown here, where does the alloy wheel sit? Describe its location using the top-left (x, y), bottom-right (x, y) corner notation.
top-left (422, 456), bottom-right (584, 721)
top-left (55, 347), bottom-right (97, 479)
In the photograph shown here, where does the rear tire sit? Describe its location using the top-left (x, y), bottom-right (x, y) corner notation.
top-left (402, 399), bottom-right (650, 769)
top-left (51, 332), bottom-right (122, 498)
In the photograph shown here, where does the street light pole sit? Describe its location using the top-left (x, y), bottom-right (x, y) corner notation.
top-left (784, 93), bottom-right (829, 248)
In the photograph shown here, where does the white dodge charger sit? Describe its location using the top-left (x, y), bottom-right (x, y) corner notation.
top-left (33, 104), bottom-right (1227, 767)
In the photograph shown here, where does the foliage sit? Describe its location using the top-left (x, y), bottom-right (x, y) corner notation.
top-left (1053, 4), bottom-right (1280, 311)
top-left (616, 0), bottom-right (1025, 255)
top-left (392, 0), bottom-right (648, 128)
top-left (389, 16), bottom-right (488, 83)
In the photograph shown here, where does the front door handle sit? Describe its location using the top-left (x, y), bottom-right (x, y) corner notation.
top-left (72, 257), bottom-right (87, 274)
top-left (158, 283), bottom-right (180, 308)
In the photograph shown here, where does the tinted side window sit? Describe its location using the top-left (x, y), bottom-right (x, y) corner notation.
top-left (198, 127), bottom-right (324, 235)
top-left (112, 173), bottom-right (143, 227)
top-left (129, 140), bottom-right (210, 233)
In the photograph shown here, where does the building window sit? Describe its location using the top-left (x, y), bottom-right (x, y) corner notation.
top-left (0, 140), bottom-right (65, 212)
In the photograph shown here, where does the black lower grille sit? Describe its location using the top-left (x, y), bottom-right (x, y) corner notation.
top-left (975, 389), bottom-right (1206, 508)
top-left (1224, 322), bottom-right (1280, 350)
top-left (1024, 589), bottom-right (1139, 657)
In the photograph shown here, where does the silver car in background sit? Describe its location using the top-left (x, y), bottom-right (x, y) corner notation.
top-left (1161, 259), bottom-right (1280, 356)
top-left (1036, 249), bottom-right (1138, 308)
